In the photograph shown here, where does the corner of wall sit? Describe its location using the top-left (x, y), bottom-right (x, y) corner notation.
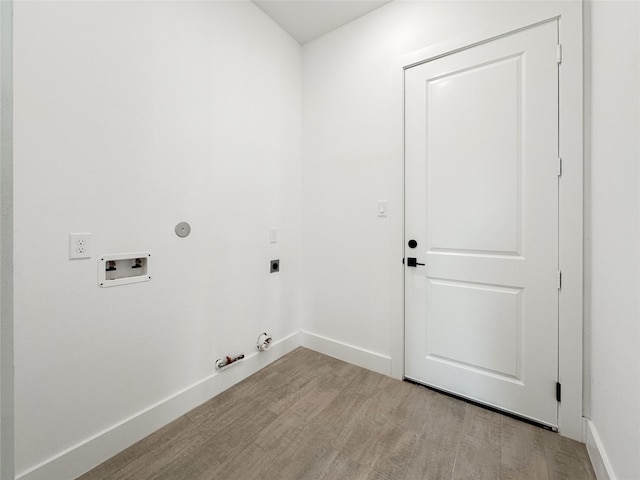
top-left (301, 331), bottom-right (391, 376)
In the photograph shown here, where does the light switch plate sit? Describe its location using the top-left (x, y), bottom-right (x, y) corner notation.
top-left (377, 200), bottom-right (388, 217)
top-left (269, 228), bottom-right (278, 243)
top-left (69, 233), bottom-right (91, 259)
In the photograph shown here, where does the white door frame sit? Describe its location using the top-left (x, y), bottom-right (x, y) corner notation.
top-left (391, 3), bottom-right (583, 441)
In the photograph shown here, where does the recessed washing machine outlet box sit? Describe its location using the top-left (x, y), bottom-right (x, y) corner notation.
top-left (99, 252), bottom-right (151, 287)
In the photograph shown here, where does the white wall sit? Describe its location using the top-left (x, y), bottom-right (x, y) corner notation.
top-left (11, 0), bottom-right (640, 479)
top-left (587, 2), bottom-right (640, 479)
top-left (301, 0), bottom-right (639, 476)
top-left (13, 1), bottom-right (301, 478)
top-left (303, 0), bottom-right (535, 371)
top-left (301, 1), bottom-right (583, 431)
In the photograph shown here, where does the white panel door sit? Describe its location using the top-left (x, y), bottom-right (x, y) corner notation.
top-left (404, 21), bottom-right (559, 427)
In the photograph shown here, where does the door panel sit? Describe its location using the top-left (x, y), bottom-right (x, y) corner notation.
top-left (426, 279), bottom-right (522, 379)
top-left (404, 21), bottom-right (559, 426)
top-left (428, 55), bottom-right (522, 255)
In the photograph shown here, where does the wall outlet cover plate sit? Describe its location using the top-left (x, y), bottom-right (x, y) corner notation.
top-left (69, 233), bottom-right (92, 259)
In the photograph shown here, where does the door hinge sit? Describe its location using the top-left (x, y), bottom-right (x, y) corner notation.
top-left (556, 44), bottom-right (563, 64)
top-left (556, 382), bottom-right (562, 402)
top-left (557, 270), bottom-right (562, 290)
top-left (557, 157), bottom-right (563, 177)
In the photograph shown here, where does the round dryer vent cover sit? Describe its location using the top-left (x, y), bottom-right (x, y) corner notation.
top-left (175, 222), bottom-right (191, 238)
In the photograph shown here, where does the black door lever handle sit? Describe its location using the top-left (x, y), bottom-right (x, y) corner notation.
top-left (406, 257), bottom-right (425, 267)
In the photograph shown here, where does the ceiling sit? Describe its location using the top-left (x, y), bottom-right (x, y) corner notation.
top-left (252, 0), bottom-right (392, 44)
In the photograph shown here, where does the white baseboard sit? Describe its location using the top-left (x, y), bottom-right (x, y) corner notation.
top-left (586, 419), bottom-right (616, 480)
top-left (17, 331), bottom-right (302, 480)
top-left (19, 331), bottom-right (390, 480)
top-left (301, 330), bottom-right (392, 376)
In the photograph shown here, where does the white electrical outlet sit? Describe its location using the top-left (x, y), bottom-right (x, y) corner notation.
top-left (69, 233), bottom-right (91, 259)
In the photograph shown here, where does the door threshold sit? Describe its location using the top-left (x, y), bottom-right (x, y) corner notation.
top-left (403, 377), bottom-right (558, 432)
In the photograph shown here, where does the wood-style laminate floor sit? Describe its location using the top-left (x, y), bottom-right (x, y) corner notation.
top-left (77, 347), bottom-right (596, 480)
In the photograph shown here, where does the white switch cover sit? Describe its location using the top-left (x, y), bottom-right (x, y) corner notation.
top-left (269, 228), bottom-right (278, 243)
top-left (69, 233), bottom-right (91, 259)
top-left (377, 201), bottom-right (388, 217)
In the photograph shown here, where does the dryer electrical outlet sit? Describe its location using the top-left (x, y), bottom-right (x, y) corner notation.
top-left (270, 259), bottom-right (280, 273)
